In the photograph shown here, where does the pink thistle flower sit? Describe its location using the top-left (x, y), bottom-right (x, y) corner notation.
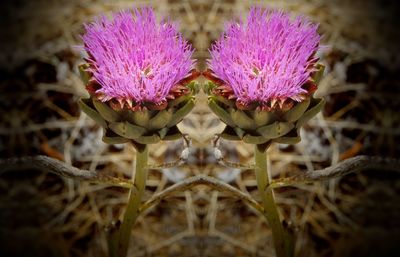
top-left (82, 7), bottom-right (195, 109)
top-left (208, 7), bottom-right (321, 109)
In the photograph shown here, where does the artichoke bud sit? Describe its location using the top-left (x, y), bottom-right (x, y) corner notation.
top-left (205, 5), bottom-right (325, 149)
top-left (206, 65), bottom-right (326, 146)
top-left (78, 70), bottom-right (197, 147)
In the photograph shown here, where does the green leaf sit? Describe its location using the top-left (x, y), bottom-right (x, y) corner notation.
top-left (256, 121), bottom-right (294, 139)
top-left (234, 127), bottom-right (245, 139)
top-left (253, 110), bottom-right (276, 127)
top-left (296, 98), bottom-right (325, 128)
top-left (312, 64), bottom-right (325, 85)
top-left (163, 126), bottom-right (182, 141)
top-left (148, 109), bottom-right (173, 130)
top-left (102, 129), bottom-right (130, 144)
top-left (220, 126), bottom-right (241, 141)
top-left (208, 99), bottom-right (236, 127)
top-left (158, 127), bottom-right (169, 139)
top-left (163, 133), bottom-right (182, 141)
top-left (168, 94), bottom-right (190, 108)
top-left (282, 98), bottom-right (310, 122)
top-left (273, 129), bottom-right (301, 144)
top-left (78, 98), bottom-right (107, 128)
top-left (186, 81), bottom-right (199, 94)
top-left (243, 133), bottom-right (270, 144)
top-left (109, 122), bottom-right (146, 139)
top-left (167, 98), bottom-right (195, 127)
top-left (204, 81), bottom-right (217, 94)
top-left (92, 99), bottom-right (120, 122)
top-left (230, 109), bottom-right (256, 130)
top-left (134, 134), bottom-right (161, 144)
top-left (78, 64), bottom-right (90, 85)
top-left (214, 95), bottom-right (235, 107)
top-left (127, 110), bottom-right (150, 127)
top-left (274, 136), bottom-right (301, 144)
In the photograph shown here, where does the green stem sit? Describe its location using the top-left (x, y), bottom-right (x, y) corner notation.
top-left (254, 144), bottom-right (293, 257)
top-left (112, 145), bottom-right (148, 257)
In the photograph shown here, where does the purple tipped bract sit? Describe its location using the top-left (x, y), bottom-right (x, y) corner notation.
top-left (209, 7), bottom-right (321, 106)
top-left (82, 7), bottom-right (194, 106)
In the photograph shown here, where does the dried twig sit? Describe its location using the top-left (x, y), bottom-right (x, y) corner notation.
top-left (0, 155), bottom-right (262, 213)
top-left (0, 155), bottom-right (133, 188)
top-left (139, 175), bottom-right (264, 214)
top-left (2, 155), bottom-right (398, 214)
top-left (271, 155), bottom-right (400, 188)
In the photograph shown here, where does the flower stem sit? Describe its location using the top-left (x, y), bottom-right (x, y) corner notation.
top-left (254, 144), bottom-right (293, 257)
top-left (113, 145), bottom-right (148, 257)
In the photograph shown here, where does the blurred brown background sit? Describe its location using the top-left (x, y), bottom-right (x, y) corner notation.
top-left (0, 0), bottom-right (399, 257)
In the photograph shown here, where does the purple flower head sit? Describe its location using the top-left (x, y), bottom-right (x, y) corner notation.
top-left (82, 7), bottom-right (194, 107)
top-left (209, 7), bottom-right (321, 108)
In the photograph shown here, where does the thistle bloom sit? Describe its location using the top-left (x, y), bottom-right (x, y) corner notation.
top-left (78, 8), bottom-right (197, 146)
top-left (209, 7), bottom-right (320, 109)
top-left (82, 7), bottom-right (195, 109)
top-left (206, 8), bottom-right (325, 146)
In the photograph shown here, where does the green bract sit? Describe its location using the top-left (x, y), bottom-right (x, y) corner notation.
top-left (209, 96), bottom-right (324, 144)
top-left (207, 65), bottom-right (325, 148)
top-left (78, 65), bottom-right (197, 149)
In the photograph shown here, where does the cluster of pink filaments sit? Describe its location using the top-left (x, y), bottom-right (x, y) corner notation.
top-left (82, 8), bottom-right (195, 110)
top-left (208, 7), bottom-right (321, 110)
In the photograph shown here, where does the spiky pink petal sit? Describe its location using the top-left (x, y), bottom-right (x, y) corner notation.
top-left (82, 7), bottom-right (194, 105)
top-left (209, 7), bottom-right (320, 105)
